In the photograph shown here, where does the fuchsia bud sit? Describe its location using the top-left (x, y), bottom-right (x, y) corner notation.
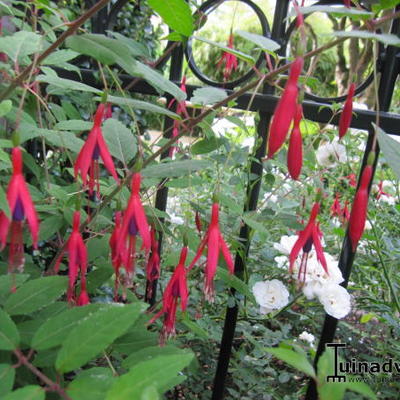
top-left (348, 165), bottom-right (373, 251)
top-left (339, 83), bottom-right (355, 139)
top-left (189, 202), bottom-right (234, 302)
top-left (287, 104), bottom-right (303, 180)
top-left (146, 227), bottom-right (161, 299)
top-left (268, 57), bottom-right (304, 159)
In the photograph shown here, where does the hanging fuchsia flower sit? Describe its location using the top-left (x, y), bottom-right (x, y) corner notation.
top-left (0, 147), bottom-right (40, 273)
top-left (339, 83), bottom-right (355, 139)
top-left (290, 200), bottom-right (328, 282)
top-left (348, 163), bottom-right (373, 251)
top-left (287, 104), bottom-right (303, 180)
top-left (343, 173), bottom-right (357, 187)
top-left (168, 76), bottom-right (189, 157)
top-left (74, 103), bottom-right (119, 197)
top-left (146, 227), bottom-right (161, 299)
top-left (217, 34), bottom-right (239, 81)
top-left (55, 211), bottom-right (88, 305)
top-left (376, 180), bottom-right (391, 200)
top-left (189, 202), bottom-right (234, 302)
top-left (109, 211), bottom-right (126, 300)
top-left (330, 193), bottom-right (342, 217)
top-left (149, 245), bottom-right (189, 345)
top-left (117, 172), bottom-right (151, 282)
top-left (342, 200), bottom-right (350, 222)
top-left (268, 57), bottom-right (304, 159)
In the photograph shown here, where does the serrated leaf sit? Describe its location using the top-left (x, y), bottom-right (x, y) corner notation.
top-left (102, 118), bottom-right (137, 165)
top-left (148, 0), bottom-right (194, 36)
top-left (190, 87), bottom-right (228, 106)
top-left (56, 303), bottom-right (145, 372)
top-left (265, 347), bottom-right (316, 378)
top-left (4, 276), bottom-right (68, 315)
top-left (193, 36), bottom-right (255, 64)
top-left (43, 49), bottom-right (80, 66)
top-left (236, 30), bottom-right (280, 53)
top-left (333, 30), bottom-right (400, 46)
top-left (0, 364), bottom-right (15, 396)
top-left (0, 307), bottom-right (19, 350)
top-left (0, 31), bottom-right (42, 62)
top-left (376, 125), bottom-right (400, 180)
top-left (68, 367), bottom-right (115, 400)
top-left (106, 353), bottom-right (194, 399)
top-left (100, 95), bottom-right (179, 119)
top-left (3, 385), bottom-right (45, 400)
top-left (142, 160), bottom-right (209, 179)
top-left (191, 136), bottom-right (224, 155)
top-left (32, 304), bottom-right (103, 350)
top-left (36, 74), bottom-right (102, 94)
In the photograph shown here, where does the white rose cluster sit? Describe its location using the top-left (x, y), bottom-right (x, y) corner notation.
top-left (273, 235), bottom-right (351, 319)
top-left (252, 279), bottom-right (290, 315)
top-left (316, 139), bottom-right (347, 168)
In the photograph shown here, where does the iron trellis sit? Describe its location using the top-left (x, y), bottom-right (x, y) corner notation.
top-left (62, 0), bottom-right (400, 398)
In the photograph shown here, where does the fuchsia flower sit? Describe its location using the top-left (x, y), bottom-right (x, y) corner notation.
top-left (376, 180), bottom-right (391, 200)
top-left (145, 227), bottom-right (161, 299)
top-left (217, 34), bottom-right (239, 81)
top-left (0, 147), bottom-right (40, 274)
top-left (287, 104), bottom-right (303, 180)
top-left (339, 83), bottom-right (355, 139)
top-left (343, 173), bottom-right (357, 187)
top-left (267, 57), bottom-right (304, 159)
top-left (348, 164), bottom-right (373, 251)
top-left (189, 202), bottom-right (234, 302)
top-left (55, 211), bottom-right (88, 305)
top-left (149, 245), bottom-right (189, 345)
top-left (74, 103), bottom-right (119, 197)
top-left (117, 172), bottom-right (151, 282)
top-left (289, 201), bottom-right (328, 282)
top-left (109, 211), bottom-right (125, 300)
top-left (330, 193), bottom-right (342, 218)
top-left (342, 201), bottom-right (350, 222)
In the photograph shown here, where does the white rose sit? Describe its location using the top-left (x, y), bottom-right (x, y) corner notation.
top-left (273, 235), bottom-right (298, 255)
top-left (169, 214), bottom-right (184, 225)
top-left (252, 280), bottom-right (290, 314)
top-left (274, 255), bottom-right (288, 269)
top-left (316, 139), bottom-right (347, 167)
top-left (318, 283), bottom-right (351, 319)
top-left (299, 331), bottom-right (315, 344)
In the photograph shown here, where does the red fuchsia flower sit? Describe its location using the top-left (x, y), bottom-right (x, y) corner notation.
top-left (289, 200), bottom-right (328, 282)
top-left (348, 162), bottom-right (373, 251)
top-left (189, 202), bottom-right (234, 302)
top-left (55, 211), bottom-right (89, 305)
top-left (149, 245), bottom-right (189, 345)
top-left (74, 103), bottom-right (119, 198)
top-left (168, 76), bottom-right (189, 158)
top-left (376, 180), bottom-right (391, 200)
top-left (117, 172), bottom-right (151, 283)
top-left (287, 104), bottom-right (303, 180)
top-left (342, 200), bottom-right (350, 222)
top-left (0, 147), bottom-right (40, 274)
top-left (343, 173), bottom-right (357, 187)
top-left (330, 193), bottom-right (342, 218)
top-left (217, 34), bottom-right (239, 81)
top-left (145, 227), bottom-right (161, 299)
top-left (292, 0), bottom-right (304, 28)
top-left (338, 83), bottom-right (355, 139)
top-left (109, 211), bottom-right (126, 300)
top-left (267, 57), bottom-right (304, 159)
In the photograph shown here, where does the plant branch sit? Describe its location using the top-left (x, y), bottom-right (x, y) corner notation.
top-left (0, 0), bottom-right (112, 102)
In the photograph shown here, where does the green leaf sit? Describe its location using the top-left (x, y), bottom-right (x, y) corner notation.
top-left (148, 0), bottom-right (194, 36)
top-left (54, 120), bottom-right (94, 131)
top-left (32, 304), bottom-right (103, 350)
top-left (4, 276), bottom-right (68, 316)
top-left (0, 364), bottom-right (15, 396)
top-left (0, 307), bottom-right (19, 350)
top-left (101, 95), bottom-right (179, 119)
top-left (102, 118), bottom-right (137, 165)
top-left (180, 312), bottom-right (209, 339)
top-left (142, 160), bottom-right (209, 179)
top-left (344, 380), bottom-right (377, 400)
top-left (113, 328), bottom-right (158, 354)
top-left (333, 31), bottom-right (400, 46)
top-left (265, 347), bottom-right (316, 378)
top-left (141, 386), bottom-right (159, 400)
top-left (190, 87), bottom-right (228, 106)
top-left (376, 125), bottom-right (400, 180)
top-left (242, 213), bottom-right (269, 235)
top-left (0, 100), bottom-right (12, 118)
top-left (44, 130), bottom-right (85, 153)
top-left (38, 215), bottom-right (64, 242)
top-left (43, 49), bottom-right (80, 66)
top-left (193, 36), bottom-right (255, 64)
top-left (297, 5), bottom-right (373, 18)
top-left (216, 268), bottom-right (256, 305)
top-left (0, 31), bottom-right (42, 62)
top-left (107, 32), bottom-right (150, 58)
top-left (56, 303), bottom-right (146, 372)
top-left (0, 274), bottom-right (29, 305)
top-left (0, 184), bottom-right (11, 218)
top-left (3, 386), bottom-right (45, 400)
top-left (36, 74), bottom-right (102, 94)
top-left (106, 353), bottom-right (194, 399)
top-left (236, 30), bottom-right (280, 53)
top-left (68, 367), bottom-right (115, 400)
top-left (191, 136), bottom-right (224, 155)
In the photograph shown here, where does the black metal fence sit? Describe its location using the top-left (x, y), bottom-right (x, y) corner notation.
top-left (64, 1), bottom-right (400, 398)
